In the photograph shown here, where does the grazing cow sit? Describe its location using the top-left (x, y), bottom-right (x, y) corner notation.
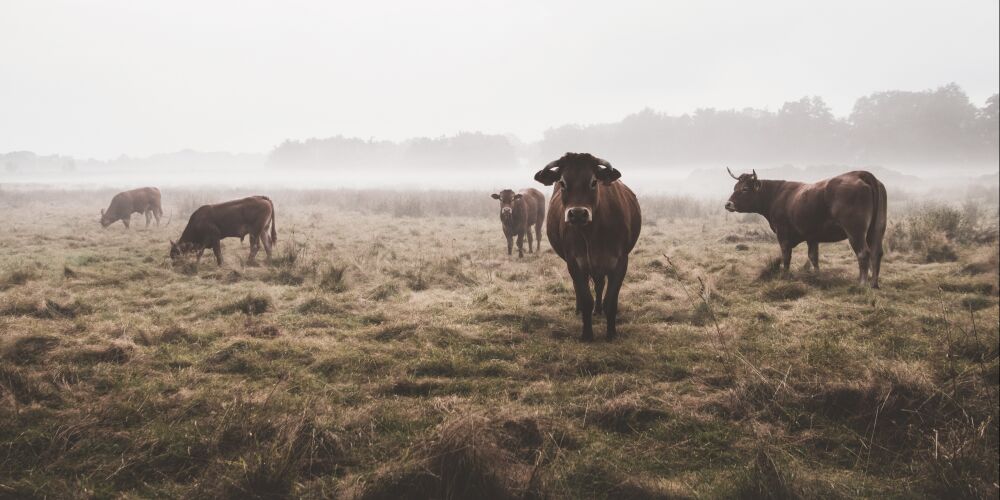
top-left (491, 188), bottom-right (545, 257)
top-left (534, 153), bottom-right (642, 341)
top-left (724, 168), bottom-right (887, 288)
top-left (100, 187), bottom-right (163, 229)
top-left (169, 196), bottom-right (276, 266)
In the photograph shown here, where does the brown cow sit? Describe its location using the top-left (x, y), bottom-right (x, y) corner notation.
top-left (491, 188), bottom-right (545, 257)
top-left (534, 153), bottom-right (642, 341)
top-left (100, 187), bottom-right (163, 229)
top-left (724, 168), bottom-right (887, 288)
top-left (169, 196), bottom-right (276, 266)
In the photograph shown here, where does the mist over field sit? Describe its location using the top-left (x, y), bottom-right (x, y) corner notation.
top-left (2, 83), bottom-right (998, 198)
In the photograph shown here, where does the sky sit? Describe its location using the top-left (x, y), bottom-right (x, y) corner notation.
top-left (1, 0), bottom-right (998, 159)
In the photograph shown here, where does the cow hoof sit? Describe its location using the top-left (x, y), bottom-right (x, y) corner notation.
top-left (580, 335), bottom-right (594, 343)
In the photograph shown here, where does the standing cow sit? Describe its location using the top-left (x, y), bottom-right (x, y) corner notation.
top-left (169, 196), bottom-right (276, 266)
top-left (100, 187), bottom-right (163, 229)
top-left (534, 153), bottom-right (642, 341)
top-left (491, 188), bottom-right (545, 257)
top-left (724, 168), bottom-right (887, 288)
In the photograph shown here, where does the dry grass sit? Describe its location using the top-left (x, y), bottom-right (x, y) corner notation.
top-left (0, 189), bottom-right (997, 498)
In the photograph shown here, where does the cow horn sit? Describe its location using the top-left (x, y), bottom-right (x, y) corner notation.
top-left (726, 167), bottom-right (740, 180)
top-left (594, 157), bottom-right (613, 169)
top-left (752, 169), bottom-right (757, 179)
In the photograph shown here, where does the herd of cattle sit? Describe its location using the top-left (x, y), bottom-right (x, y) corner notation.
top-left (100, 152), bottom-right (888, 341)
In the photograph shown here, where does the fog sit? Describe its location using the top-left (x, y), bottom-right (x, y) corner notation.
top-left (0, 0), bottom-right (997, 198)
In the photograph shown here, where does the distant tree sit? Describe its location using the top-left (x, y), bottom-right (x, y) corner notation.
top-left (849, 83), bottom-right (979, 163)
top-left (978, 94), bottom-right (999, 160)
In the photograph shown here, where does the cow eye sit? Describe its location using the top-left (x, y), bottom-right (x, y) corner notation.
top-left (557, 179), bottom-right (567, 190)
top-left (590, 178), bottom-right (598, 189)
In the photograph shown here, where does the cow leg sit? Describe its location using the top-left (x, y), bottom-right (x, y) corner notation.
top-left (153, 209), bottom-right (161, 226)
top-left (535, 224), bottom-right (543, 252)
top-left (506, 235), bottom-right (513, 256)
top-left (807, 241), bottom-right (819, 270)
top-left (122, 216), bottom-right (130, 229)
top-left (870, 244), bottom-right (884, 289)
top-left (526, 226), bottom-right (534, 253)
top-left (604, 257), bottom-right (629, 341)
top-left (248, 234), bottom-right (260, 265)
top-left (261, 231), bottom-right (273, 261)
top-left (845, 231), bottom-right (870, 287)
top-left (212, 241), bottom-right (224, 266)
top-left (196, 248), bottom-right (205, 263)
top-left (569, 266), bottom-right (594, 342)
top-left (516, 233), bottom-right (525, 258)
top-left (592, 275), bottom-right (606, 316)
top-left (779, 241), bottom-right (793, 276)
top-left (145, 211), bottom-right (152, 228)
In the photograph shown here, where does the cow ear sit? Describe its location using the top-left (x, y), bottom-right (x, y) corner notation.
top-left (534, 161), bottom-right (561, 186)
top-left (596, 167), bottom-right (622, 184)
top-left (491, 193), bottom-right (500, 200)
top-left (753, 180), bottom-right (762, 191)
top-left (514, 193), bottom-right (523, 200)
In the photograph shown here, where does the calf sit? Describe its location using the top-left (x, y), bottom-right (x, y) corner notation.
top-left (491, 188), bottom-right (545, 257)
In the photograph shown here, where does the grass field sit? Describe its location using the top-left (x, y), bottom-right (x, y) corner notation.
top-left (1, 188), bottom-right (998, 499)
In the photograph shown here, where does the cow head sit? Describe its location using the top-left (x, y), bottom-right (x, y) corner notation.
top-left (534, 152), bottom-right (620, 226)
top-left (100, 208), bottom-right (113, 228)
top-left (724, 167), bottom-right (761, 213)
top-left (491, 189), bottom-right (522, 224)
top-left (169, 240), bottom-right (195, 260)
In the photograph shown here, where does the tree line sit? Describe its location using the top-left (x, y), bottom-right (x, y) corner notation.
top-left (269, 83), bottom-right (998, 169)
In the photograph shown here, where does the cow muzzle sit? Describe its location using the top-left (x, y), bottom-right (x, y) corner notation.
top-left (724, 201), bottom-right (736, 212)
top-left (565, 207), bottom-right (592, 225)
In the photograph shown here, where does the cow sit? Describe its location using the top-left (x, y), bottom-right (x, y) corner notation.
top-left (100, 187), bottom-right (163, 229)
top-left (724, 168), bottom-right (887, 288)
top-left (534, 153), bottom-right (642, 341)
top-left (169, 196), bottom-right (277, 266)
top-left (490, 188), bottom-right (545, 257)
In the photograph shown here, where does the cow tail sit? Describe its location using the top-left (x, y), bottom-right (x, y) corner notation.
top-left (862, 172), bottom-right (887, 253)
top-left (268, 197), bottom-right (277, 244)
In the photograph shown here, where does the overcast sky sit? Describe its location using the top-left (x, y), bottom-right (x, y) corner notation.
top-left (1, 0), bottom-right (997, 159)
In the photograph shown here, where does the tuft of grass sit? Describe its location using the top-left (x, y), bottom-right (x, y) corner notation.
top-left (762, 282), bottom-right (808, 301)
top-left (354, 414), bottom-right (544, 500)
top-left (318, 263), bottom-right (349, 292)
top-left (218, 293), bottom-right (273, 315)
top-left (591, 393), bottom-right (671, 433)
top-left (366, 281), bottom-right (400, 301)
top-left (2, 334), bottom-right (60, 365)
top-left (297, 297), bottom-right (342, 315)
top-left (0, 265), bottom-right (39, 290)
top-left (959, 295), bottom-right (994, 312)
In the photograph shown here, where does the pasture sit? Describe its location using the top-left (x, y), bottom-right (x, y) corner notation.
top-left (1, 188), bottom-right (997, 499)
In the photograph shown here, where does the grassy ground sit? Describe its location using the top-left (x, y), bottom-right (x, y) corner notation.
top-left (0, 190), bottom-right (997, 499)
